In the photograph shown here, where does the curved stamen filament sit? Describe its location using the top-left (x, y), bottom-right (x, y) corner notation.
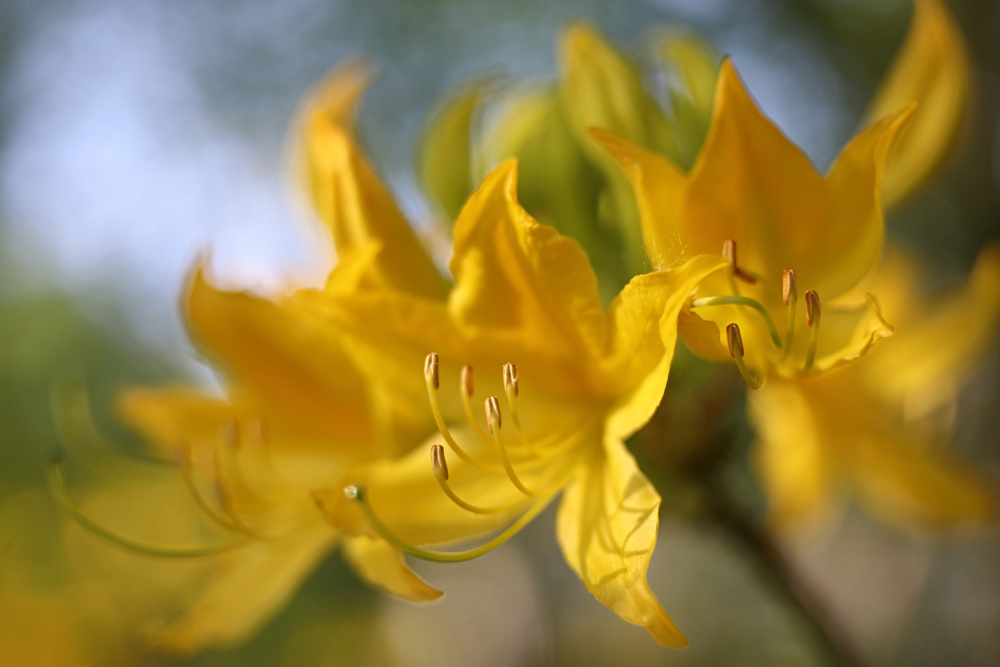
top-left (803, 290), bottom-right (821, 373)
top-left (49, 452), bottom-right (247, 558)
top-left (178, 444), bottom-right (245, 533)
top-left (431, 445), bottom-right (527, 514)
top-left (503, 363), bottom-right (538, 456)
top-left (488, 396), bottom-right (557, 498)
top-left (210, 448), bottom-right (263, 538)
top-left (344, 485), bottom-right (553, 563)
top-left (690, 295), bottom-right (784, 349)
top-left (425, 354), bottom-right (501, 472)
top-left (459, 365), bottom-right (494, 449)
top-left (727, 323), bottom-right (763, 390)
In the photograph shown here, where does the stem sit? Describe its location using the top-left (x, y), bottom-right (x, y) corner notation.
top-left (703, 473), bottom-right (867, 667)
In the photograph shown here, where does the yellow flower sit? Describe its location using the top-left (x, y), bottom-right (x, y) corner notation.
top-left (307, 158), bottom-right (725, 647)
top-left (58, 63), bottom-right (453, 653)
top-left (592, 0), bottom-right (996, 529)
top-left (752, 245), bottom-right (1000, 528)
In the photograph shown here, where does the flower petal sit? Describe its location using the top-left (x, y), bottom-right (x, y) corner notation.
top-left (296, 63), bottom-right (447, 298)
top-left (865, 0), bottom-right (970, 207)
top-left (555, 438), bottom-right (686, 648)
top-left (342, 536), bottom-right (442, 602)
top-left (149, 525), bottom-right (335, 652)
top-left (602, 255), bottom-right (728, 440)
top-left (748, 379), bottom-right (835, 527)
top-left (866, 243), bottom-right (1000, 413)
top-left (185, 268), bottom-right (377, 449)
top-left (449, 159), bottom-right (608, 386)
top-left (117, 387), bottom-right (237, 457)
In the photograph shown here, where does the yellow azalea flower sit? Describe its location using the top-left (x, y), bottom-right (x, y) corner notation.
top-left (865, 0), bottom-right (970, 207)
top-left (53, 63), bottom-right (456, 653)
top-left (594, 59), bottom-right (910, 383)
top-left (305, 158), bottom-right (726, 647)
top-left (753, 245), bottom-right (1000, 528)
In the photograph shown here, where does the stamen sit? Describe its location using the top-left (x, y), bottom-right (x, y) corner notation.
top-left (726, 323), bottom-right (763, 389)
top-left (723, 239), bottom-right (758, 285)
top-left (342, 484), bottom-right (552, 563)
top-left (803, 291), bottom-right (821, 372)
top-left (210, 448), bottom-right (260, 537)
top-left (178, 444), bottom-right (244, 533)
top-left (460, 364), bottom-right (493, 447)
top-left (425, 354), bottom-right (500, 472)
top-left (502, 363), bottom-right (538, 456)
top-left (782, 269), bottom-right (797, 358)
top-left (430, 445), bottom-right (526, 514)
top-left (690, 295), bottom-right (784, 349)
top-left (486, 396), bottom-right (548, 498)
top-left (49, 451), bottom-right (247, 558)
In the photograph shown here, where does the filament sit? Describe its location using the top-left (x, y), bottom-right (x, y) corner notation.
top-left (459, 365), bottom-right (494, 449)
top-left (503, 363), bottom-right (538, 456)
top-left (49, 452), bottom-right (247, 558)
top-left (432, 446), bottom-right (527, 514)
top-left (178, 444), bottom-right (245, 533)
top-left (425, 362), bottom-right (501, 472)
top-left (690, 295), bottom-right (784, 349)
top-left (343, 485), bottom-right (553, 563)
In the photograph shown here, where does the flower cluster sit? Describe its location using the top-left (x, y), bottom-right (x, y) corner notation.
top-left (55, 0), bottom-right (999, 652)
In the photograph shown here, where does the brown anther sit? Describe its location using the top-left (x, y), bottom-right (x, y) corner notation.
top-left (503, 363), bottom-right (519, 397)
top-left (722, 238), bottom-right (756, 284)
top-left (726, 323), bottom-right (745, 358)
top-left (461, 364), bottom-right (474, 397)
top-left (424, 352), bottom-right (440, 390)
top-left (430, 444), bottom-right (449, 481)
top-left (485, 395), bottom-right (502, 433)
top-left (782, 269), bottom-right (797, 306)
top-left (805, 291), bottom-right (821, 326)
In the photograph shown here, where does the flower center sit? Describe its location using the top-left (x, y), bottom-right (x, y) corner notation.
top-left (689, 239), bottom-right (824, 386)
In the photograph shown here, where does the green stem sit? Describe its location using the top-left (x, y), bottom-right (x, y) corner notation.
top-left (690, 296), bottom-right (784, 349)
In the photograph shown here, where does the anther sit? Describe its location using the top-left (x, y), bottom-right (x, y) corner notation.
top-left (503, 363), bottom-right (519, 398)
top-left (782, 270), bottom-right (797, 306)
top-left (726, 323), bottom-right (744, 358)
top-left (485, 395), bottom-right (502, 433)
top-left (722, 239), bottom-right (757, 285)
top-left (424, 353), bottom-right (440, 390)
top-left (805, 291), bottom-right (820, 326)
top-left (461, 364), bottom-right (474, 397)
top-left (431, 444), bottom-right (449, 481)
top-left (725, 323), bottom-right (762, 390)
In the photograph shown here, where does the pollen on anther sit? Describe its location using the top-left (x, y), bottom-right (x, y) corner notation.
top-left (430, 444), bottom-right (449, 481)
top-left (485, 395), bottom-right (502, 433)
top-left (424, 352), bottom-right (440, 390)
top-left (726, 323), bottom-right (744, 358)
top-left (503, 363), bottom-right (519, 397)
top-left (805, 291), bottom-right (821, 326)
top-left (461, 364), bottom-right (474, 397)
top-left (782, 270), bottom-right (797, 306)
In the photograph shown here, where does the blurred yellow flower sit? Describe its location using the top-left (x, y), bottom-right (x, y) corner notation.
top-left (593, 0), bottom-right (997, 529)
top-left (307, 158), bottom-right (725, 647)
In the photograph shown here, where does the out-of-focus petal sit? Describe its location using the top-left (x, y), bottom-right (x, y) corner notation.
top-left (342, 536), bottom-right (442, 602)
top-left (865, 0), bottom-right (970, 207)
top-left (555, 439), bottom-right (687, 647)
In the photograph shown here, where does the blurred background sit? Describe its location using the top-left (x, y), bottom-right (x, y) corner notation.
top-left (1, 0), bottom-right (999, 664)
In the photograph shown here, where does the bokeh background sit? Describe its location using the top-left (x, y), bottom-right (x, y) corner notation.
top-left (2, 0), bottom-right (999, 664)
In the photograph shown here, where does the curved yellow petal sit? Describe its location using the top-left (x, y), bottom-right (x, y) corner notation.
top-left (849, 423), bottom-right (995, 530)
top-left (449, 159), bottom-right (608, 381)
top-left (342, 536), bottom-right (443, 602)
top-left (865, 0), bottom-right (970, 207)
top-left (293, 62), bottom-right (446, 298)
top-left (748, 379), bottom-right (834, 528)
top-left (149, 525), bottom-right (335, 653)
top-left (602, 255), bottom-right (728, 440)
top-left (117, 387), bottom-right (238, 456)
top-left (866, 243), bottom-right (1000, 413)
top-left (555, 439), bottom-right (686, 648)
top-left (588, 128), bottom-right (686, 270)
top-left (810, 294), bottom-right (895, 374)
top-left (185, 268), bottom-right (376, 448)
